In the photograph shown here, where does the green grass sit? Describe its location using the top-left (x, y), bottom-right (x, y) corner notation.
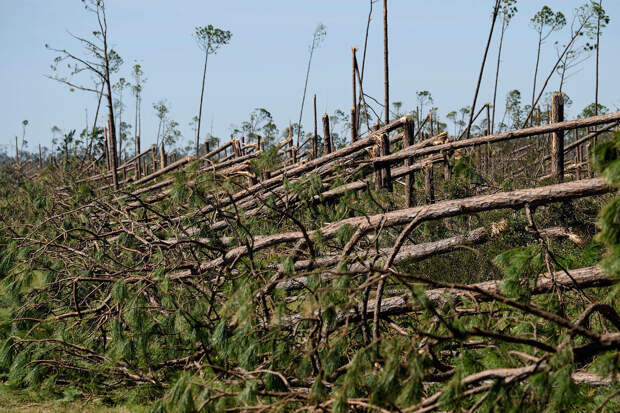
top-left (0, 385), bottom-right (147, 413)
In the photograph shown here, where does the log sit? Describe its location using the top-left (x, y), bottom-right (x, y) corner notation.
top-left (133, 154), bottom-right (194, 186)
top-left (199, 178), bottom-right (610, 271)
top-left (374, 112), bottom-right (620, 166)
top-left (279, 266), bottom-right (612, 328)
top-left (279, 227), bottom-right (490, 291)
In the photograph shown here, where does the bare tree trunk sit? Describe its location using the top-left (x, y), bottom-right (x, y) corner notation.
top-left (466, 0), bottom-right (500, 139)
top-left (313, 94), bottom-right (318, 159)
top-left (380, 133), bottom-right (392, 191)
top-left (383, 0), bottom-right (389, 125)
top-left (531, 32), bottom-right (543, 122)
top-left (322, 114), bottom-right (332, 155)
top-left (102, 35), bottom-right (118, 188)
top-left (491, 17), bottom-right (507, 134)
top-left (595, 0), bottom-right (602, 116)
top-left (425, 164), bottom-right (434, 204)
top-left (351, 47), bottom-right (358, 143)
top-left (403, 117), bottom-right (416, 207)
top-left (551, 92), bottom-right (564, 181)
top-left (196, 51), bottom-right (209, 157)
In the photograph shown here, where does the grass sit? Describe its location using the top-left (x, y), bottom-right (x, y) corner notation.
top-left (0, 384), bottom-right (147, 413)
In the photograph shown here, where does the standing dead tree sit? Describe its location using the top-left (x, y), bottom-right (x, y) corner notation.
top-left (46, 0), bottom-right (122, 188)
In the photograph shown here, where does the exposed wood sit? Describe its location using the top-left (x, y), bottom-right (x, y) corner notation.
top-left (375, 112), bottom-right (620, 166)
top-left (199, 178), bottom-right (610, 271)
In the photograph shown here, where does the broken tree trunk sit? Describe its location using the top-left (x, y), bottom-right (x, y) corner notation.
top-left (403, 116), bottom-right (416, 207)
top-left (425, 164), bottom-right (434, 204)
top-left (380, 133), bottom-right (392, 191)
top-left (551, 92), bottom-right (564, 181)
top-left (375, 112), bottom-right (620, 166)
top-left (199, 178), bottom-right (610, 271)
top-left (322, 113), bottom-right (332, 155)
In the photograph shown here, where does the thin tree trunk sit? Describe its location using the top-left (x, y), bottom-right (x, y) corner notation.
top-left (103, 53), bottom-right (118, 189)
top-left (595, 0), bottom-right (602, 116)
top-left (522, 16), bottom-right (591, 127)
top-left (491, 17), bottom-right (507, 134)
top-left (466, 0), bottom-right (500, 139)
top-left (531, 32), bottom-right (543, 122)
top-left (196, 51), bottom-right (209, 156)
top-left (383, 0), bottom-right (389, 125)
top-left (313, 94), bottom-right (318, 159)
top-left (351, 47), bottom-right (358, 143)
top-left (297, 33), bottom-right (318, 147)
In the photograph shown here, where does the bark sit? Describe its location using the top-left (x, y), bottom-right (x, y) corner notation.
top-left (550, 92), bottom-right (564, 181)
top-left (313, 94), bottom-right (318, 159)
top-left (383, 0), bottom-right (389, 125)
top-left (375, 112), bottom-right (620, 166)
top-left (199, 178), bottom-right (610, 271)
top-left (322, 114), bottom-right (332, 155)
top-left (403, 116), bottom-right (416, 207)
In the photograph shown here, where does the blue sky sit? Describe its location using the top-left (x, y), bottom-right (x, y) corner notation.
top-left (1, 0), bottom-right (619, 154)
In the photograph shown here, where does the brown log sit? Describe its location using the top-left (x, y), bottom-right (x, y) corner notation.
top-left (375, 112), bottom-right (620, 166)
top-left (279, 227), bottom-right (490, 291)
top-left (199, 178), bottom-right (609, 271)
top-left (353, 267), bottom-right (611, 323)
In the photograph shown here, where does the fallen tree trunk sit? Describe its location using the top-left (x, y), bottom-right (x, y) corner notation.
top-left (278, 266), bottom-right (612, 328)
top-left (199, 178), bottom-right (610, 272)
top-left (374, 112), bottom-right (620, 166)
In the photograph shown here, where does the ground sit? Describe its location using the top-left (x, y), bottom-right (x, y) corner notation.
top-left (0, 385), bottom-right (146, 413)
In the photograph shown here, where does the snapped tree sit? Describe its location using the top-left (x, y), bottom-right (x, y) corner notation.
top-left (45, 0), bottom-right (123, 188)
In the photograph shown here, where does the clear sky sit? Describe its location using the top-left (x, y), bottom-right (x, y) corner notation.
top-left (1, 0), bottom-right (619, 154)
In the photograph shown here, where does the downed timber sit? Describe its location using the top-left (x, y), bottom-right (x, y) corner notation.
top-left (200, 141), bottom-right (232, 160)
top-left (132, 155), bottom-right (195, 186)
top-left (542, 122), bottom-right (618, 163)
top-left (272, 266), bottom-right (612, 332)
top-left (199, 178), bottom-right (611, 271)
top-left (124, 151), bottom-right (262, 207)
top-left (276, 225), bottom-right (585, 292)
top-left (283, 267), bottom-right (612, 328)
top-left (201, 155), bottom-right (444, 233)
top-left (279, 227), bottom-right (489, 291)
top-left (374, 112), bottom-right (620, 166)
